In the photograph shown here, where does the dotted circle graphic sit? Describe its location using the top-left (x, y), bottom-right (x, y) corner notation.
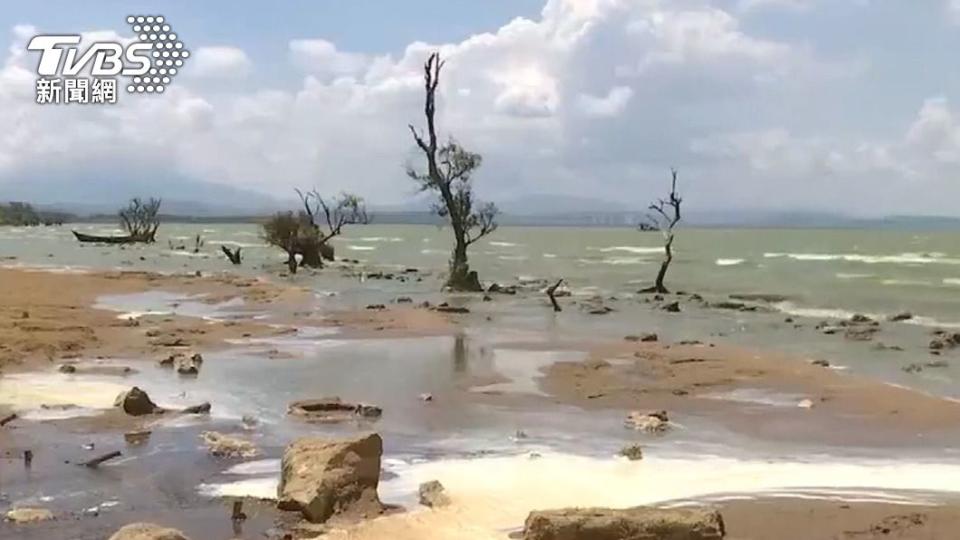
top-left (125, 15), bottom-right (188, 94)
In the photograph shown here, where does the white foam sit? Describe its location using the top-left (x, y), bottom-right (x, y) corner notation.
top-left (198, 477), bottom-right (278, 500)
top-left (765, 252), bottom-right (960, 265)
top-left (347, 245), bottom-right (377, 251)
top-left (592, 246), bottom-right (664, 254)
top-left (716, 258), bottom-right (745, 267)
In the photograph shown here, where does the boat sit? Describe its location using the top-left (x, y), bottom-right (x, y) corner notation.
top-left (71, 230), bottom-right (145, 244)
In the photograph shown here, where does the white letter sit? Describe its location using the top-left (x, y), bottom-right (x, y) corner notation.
top-left (123, 43), bottom-right (152, 76)
top-left (91, 44), bottom-right (123, 76)
top-left (27, 35), bottom-right (80, 75)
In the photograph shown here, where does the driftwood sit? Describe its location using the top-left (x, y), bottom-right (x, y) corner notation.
top-left (546, 279), bottom-right (564, 313)
top-left (81, 450), bottom-right (122, 468)
top-left (221, 245), bottom-right (242, 265)
top-left (0, 413), bottom-right (17, 427)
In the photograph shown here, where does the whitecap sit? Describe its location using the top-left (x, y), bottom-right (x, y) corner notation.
top-left (489, 241), bottom-right (520, 247)
top-left (592, 246), bottom-right (663, 254)
top-left (716, 258), bottom-right (745, 267)
top-left (346, 245), bottom-right (377, 251)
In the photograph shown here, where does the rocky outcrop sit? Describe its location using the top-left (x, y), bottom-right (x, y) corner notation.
top-left (114, 387), bottom-right (160, 416)
top-left (5, 507), bottom-right (53, 524)
top-left (277, 433), bottom-right (384, 523)
top-left (200, 431), bottom-right (259, 458)
top-left (930, 331), bottom-right (960, 351)
top-left (418, 480), bottom-right (451, 508)
top-left (288, 398), bottom-right (382, 423)
top-left (108, 523), bottom-right (191, 540)
top-left (523, 507), bottom-right (725, 540)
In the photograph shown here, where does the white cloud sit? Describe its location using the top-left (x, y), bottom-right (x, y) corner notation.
top-left (190, 46), bottom-right (252, 78)
top-left (737, 0), bottom-right (813, 13)
top-left (578, 86), bottom-right (633, 117)
top-left (0, 0), bottom-right (951, 215)
top-left (289, 39), bottom-right (370, 79)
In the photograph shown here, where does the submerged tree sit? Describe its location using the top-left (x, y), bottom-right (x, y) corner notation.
top-left (262, 190), bottom-right (368, 274)
top-left (407, 52), bottom-right (498, 292)
top-left (119, 197), bottom-right (161, 243)
top-left (641, 169), bottom-right (683, 294)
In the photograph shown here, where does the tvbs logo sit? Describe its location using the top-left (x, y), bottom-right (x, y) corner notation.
top-left (28, 15), bottom-right (189, 105)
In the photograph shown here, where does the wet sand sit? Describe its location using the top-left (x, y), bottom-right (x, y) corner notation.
top-left (4, 267), bottom-right (960, 539)
top-left (540, 340), bottom-right (960, 447)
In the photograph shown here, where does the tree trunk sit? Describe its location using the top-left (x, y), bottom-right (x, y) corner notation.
top-left (446, 238), bottom-right (483, 291)
top-left (286, 252), bottom-right (298, 274)
top-left (652, 236), bottom-right (674, 293)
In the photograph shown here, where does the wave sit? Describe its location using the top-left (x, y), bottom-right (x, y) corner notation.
top-left (716, 258), bottom-right (745, 267)
top-left (208, 240), bottom-right (269, 248)
top-left (489, 241), bottom-right (521, 247)
top-left (765, 252), bottom-right (960, 265)
top-left (836, 273), bottom-right (874, 279)
top-left (592, 246), bottom-right (663, 254)
top-left (578, 257), bottom-right (650, 266)
top-left (774, 301), bottom-right (960, 329)
top-left (346, 245), bottom-right (377, 251)
top-left (542, 253), bottom-right (558, 259)
top-left (944, 279), bottom-right (960, 286)
top-left (353, 237), bottom-right (404, 242)
top-left (497, 255), bottom-right (528, 261)
top-left (881, 279), bottom-right (933, 287)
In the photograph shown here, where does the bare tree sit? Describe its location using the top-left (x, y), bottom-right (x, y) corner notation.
top-left (407, 52), bottom-right (498, 292)
top-left (294, 189), bottom-right (369, 267)
top-left (640, 169), bottom-right (682, 294)
top-left (119, 197), bottom-right (161, 242)
top-left (262, 191), bottom-right (368, 273)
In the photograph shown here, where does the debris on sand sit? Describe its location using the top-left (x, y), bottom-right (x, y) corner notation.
top-left (288, 397), bottom-right (382, 423)
top-left (418, 480), bottom-right (451, 508)
top-left (108, 522), bottom-right (191, 540)
top-left (522, 507), bottom-right (725, 540)
top-left (200, 431), bottom-right (259, 459)
top-left (5, 507), bottom-right (54, 524)
top-left (625, 410), bottom-right (671, 433)
top-left (278, 433), bottom-right (384, 523)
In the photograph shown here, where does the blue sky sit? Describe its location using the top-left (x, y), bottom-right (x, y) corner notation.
top-left (2, 0), bottom-right (960, 216)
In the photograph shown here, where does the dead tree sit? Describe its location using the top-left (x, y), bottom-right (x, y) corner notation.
top-left (221, 245), bottom-right (242, 265)
top-left (546, 279), bottom-right (564, 312)
top-left (119, 197), bottom-right (161, 243)
top-left (293, 189), bottom-right (369, 268)
top-left (262, 191), bottom-right (368, 274)
top-left (407, 52), bottom-right (498, 292)
top-left (640, 169), bottom-right (682, 294)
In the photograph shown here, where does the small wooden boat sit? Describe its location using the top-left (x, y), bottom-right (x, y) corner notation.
top-left (72, 230), bottom-right (142, 244)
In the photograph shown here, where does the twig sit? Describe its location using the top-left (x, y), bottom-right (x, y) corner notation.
top-left (546, 279), bottom-right (564, 313)
top-left (80, 450), bottom-right (122, 468)
top-left (0, 413), bottom-right (17, 427)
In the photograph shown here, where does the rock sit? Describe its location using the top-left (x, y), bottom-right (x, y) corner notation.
top-left (488, 283), bottom-right (519, 295)
top-left (811, 359), bottom-right (830, 368)
top-left (419, 393), bottom-right (434, 402)
top-left (844, 326), bottom-right (879, 342)
top-left (929, 332), bottom-right (960, 351)
top-left (124, 430), bottom-right (152, 445)
top-left (418, 480), bottom-right (451, 508)
top-left (175, 355), bottom-right (200, 375)
top-left (729, 293), bottom-right (790, 303)
top-left (158, 354), bottom-right (178, 368)
top-left (200, 431), bottom-right (259, 458)
top-left (625, 411), bottom-right (670, 433)
top-left (365, 304), bottom-right (386, 311)
top-left (395, 297), bottom-right (413, 304)
top-left (114, 387), bottom-right (160, 416)
top-left (435, 304), bottom-right (470, 314)
top-left (902, 363), bottom-right (924, 374)
top-left (108, 523), bottom-right (191, 540)
top-left (850, 313), bottom-right (874, 324)
top-left (288, 398), bottom-right (382, 423)
top-left (926, 360), bottom-right (950, 368)
top-left (619, 444), bottom-right (644, 461)
top-left (662, 301), bottom-right (681, 313)
top-left (888, 312), bottom-right (913, 322)
top-left (277, 433), bottom-right (384, 523)
top-left (522, 507), bottom-right (725, 540)
top-left (5, 507), bottom-right (54, 524)
top-left (626, 333), bottom-right (658, 343)
top-left (58, 363), bottom-right (77, 373)
top-left (588, 306), bottom-right (614, 315)
top-left (182, 402), bottom-right (211, 415)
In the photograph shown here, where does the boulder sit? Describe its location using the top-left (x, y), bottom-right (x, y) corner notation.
top-left (278, 433), bottom-right (384, 523)
top-left (5, 507), bottom-right (53, 524)
top-left (662, 301), bottom-right (681, 313)
top-left (114, 387), bottom-right (160, 416)
top-left (418, 480), bottom-right (451, 508)
top-left (175, 355), bottom-right (201, 375)
top-left (182, 402), bottom-right (211, 415)
top-left (288, 398), bottom-right (382, 423)
top-left (523, 507), bottom-right (725, 540)
top-left (108, 523), bottom-right (191, 540)
top-left (200, 431), bottom-right (259, 458)
top-left (619, 444), bottom-right (644, 461)
top-left (888, 312), bottom-right (913, 322)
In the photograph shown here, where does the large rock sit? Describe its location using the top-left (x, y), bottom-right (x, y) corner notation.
top-left (277, 433), bottom-right (384, 523)
top-left (523, 507), bottom-right (725, 540)
top-left (418, 480), bottom-right (451, 508)
top-left (114, 387), bottom-right (160, 416)
top-left (108, 523), bottom-right (191, 540)
top-left (5, 507), bottom-right (53, 523)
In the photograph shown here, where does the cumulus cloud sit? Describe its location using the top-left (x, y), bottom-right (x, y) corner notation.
top-left (0, 0), bottom-right (954, 215)
top-left (190, 46), bottom-right (252, 78)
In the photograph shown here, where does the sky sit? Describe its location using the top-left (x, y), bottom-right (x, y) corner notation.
top-left (2, 0), bottom-right (960, 216)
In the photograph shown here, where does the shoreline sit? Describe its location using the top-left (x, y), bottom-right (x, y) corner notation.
top-left (3, 266), bottom-right (960, 539)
